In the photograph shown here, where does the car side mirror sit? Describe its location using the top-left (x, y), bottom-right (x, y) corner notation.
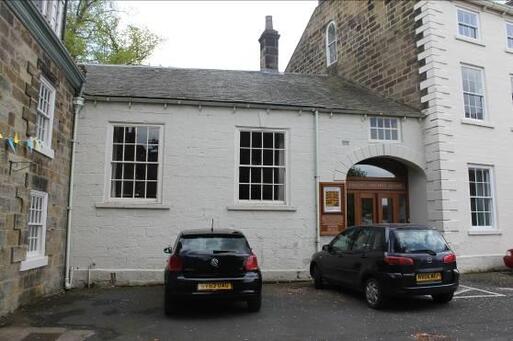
top-left (322, 244), bottom-right (331, 252)
top-left (163, 247), bottom-right (173, 254)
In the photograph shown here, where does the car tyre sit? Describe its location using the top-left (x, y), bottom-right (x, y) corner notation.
top-left (432, 292), bottom-right (454, 304)
top-left (164, 290), bottom-right (177, 316)
top-left (247, 295), bottom-right (262, 313)
top-left (311, 265), bottom-right (325, 290)
top-left (364, 278), bottom-right (386, 309)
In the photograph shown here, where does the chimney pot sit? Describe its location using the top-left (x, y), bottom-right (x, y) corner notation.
top-left (265, 16), bottom-right (273, 30)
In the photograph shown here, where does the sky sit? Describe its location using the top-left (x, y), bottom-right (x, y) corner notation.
top-left (116, 1), bottom-right (318, 72)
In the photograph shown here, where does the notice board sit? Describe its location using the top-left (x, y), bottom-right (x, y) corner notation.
top-left (319, 182), bottom-right (346, 236)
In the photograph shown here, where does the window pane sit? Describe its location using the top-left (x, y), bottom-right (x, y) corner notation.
top-left (148, 145), bottom-right (159, 162)
top-left (112, 163), bottom-right (123, 180)
top-left (147, 164), bottom-right (158, 181)
top-left (113, 127), bottom-right (124, 143)
top-left (263, 168), bottom-right (273, 183)
top-left (123, 163), bottom-right (134, 180)
top-left (263, 132), bottom-right (273, 148)
top-left (122, 181), bottom-right (134, 197)
top-left (252, 149), bottom-right (262, 165)
top-left (263, 150), bottom-right (273, 165)
top-left (274, 168), bottom-right (285, 184)
top-left (240, 148), bottom-right (250, 165)
top-left (239, 184), bottom-right (249, 199)
top-left (113, 144), bottom-right (123, 161)
top-left (274, 185), bottom-right (284, 201)
top-left (251, 184), bottom-right (261, 200)
top-left (275, 133), bottom-right (285, 149)
top-left (146, 182), bottom-right (157, 198)
top-left (125, 127), bottom-right (136, 143)
top-left (252, 132), bottom-right (262, 148)
top-left (136, 127), bottom-right (148, 144)
top-left (136, 145), bottom-right (147, 162)
top-left (240, 131), bottom-right (250, 147)
top-left (263, 185), bottom-right (273, 200)
top-left (135, 181), bottom-right (146, 198)
top-left (240, 167), bottom-right (250, 183)
top-left (148, 127), bottom-right (159, 144)
top-left (274, 150), bottom-right (285, 166)
top-left (124, 144), bottom-right (135, 161)
top-left (135, 164), bottom-right (146, 180)
top-left (111, 181), bottom-right (122, 197)
top-left (251, 167), bottom-right (262, 183)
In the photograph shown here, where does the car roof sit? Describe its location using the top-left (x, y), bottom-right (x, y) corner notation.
top-left (353, 224), bottom-right (438, 230)
top-left (179, 228), bottom-right (245, 237)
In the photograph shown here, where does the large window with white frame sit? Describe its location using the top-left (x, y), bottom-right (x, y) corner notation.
top-left (369, 117), bottom-right (400, 141)
top-left (468, 166), bottom-right (495, 229)
top-left (110, 125), bottom-right (162, 200)
top-left (238, 129), bottom-right (286, 203)
top-left (461, 65), bottom-right (485, 120)
top-left (36, 76), bottom-right (56, 155)
top-left (507, 22), bottom-right (513, 49)
top-left (326, 21), bottom-right (337, 66)
top-left (457, 8), bottom-right (480, 40)
top-left (33, 0), bottom-right (65, 37)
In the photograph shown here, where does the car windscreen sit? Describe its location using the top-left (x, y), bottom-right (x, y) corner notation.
top-left (391, 229), bottom-right (449, 254)
top-left (179, 236), bottom-right (250, 255)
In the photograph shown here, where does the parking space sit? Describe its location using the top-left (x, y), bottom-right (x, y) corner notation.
top-left (1, 272), bottom-right (512, 341)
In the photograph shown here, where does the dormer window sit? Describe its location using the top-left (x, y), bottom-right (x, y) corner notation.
top-left (33, 0), bottom-right (65, 37)
top-left (326, 21), bottom-right (337, 66)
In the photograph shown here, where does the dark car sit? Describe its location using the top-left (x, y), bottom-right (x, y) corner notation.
top-left (504, 249), bottom-right (513, 269)
top-left (310, 224), bottom-right (459, 309)
top-left (163, 229), bottom-right (262, 315)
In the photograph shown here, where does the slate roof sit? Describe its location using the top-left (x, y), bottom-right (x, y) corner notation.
top-left (83, 64), bottom-right (421, 117)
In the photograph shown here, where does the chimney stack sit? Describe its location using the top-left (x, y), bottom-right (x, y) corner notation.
top-left (259, 16), bottom-right (280, 72)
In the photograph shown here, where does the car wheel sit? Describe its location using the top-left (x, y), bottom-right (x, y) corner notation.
top-left (247, 295), bottom-right (262, 313)
top-left (432, 292), bottom-right (454, 304)
top-left (311, 264), bottom-right (325, 290)
top-left (164, 290), bottom-right (177, 316)
top-left (364, 278), bottom-right (385, 309)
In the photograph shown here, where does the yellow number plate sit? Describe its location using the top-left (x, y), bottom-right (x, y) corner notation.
top-left (416, 272), bottom-right (442, 283)
top-left (197, 282), bottom-right (233, 291)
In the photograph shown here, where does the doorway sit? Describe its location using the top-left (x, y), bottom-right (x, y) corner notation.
top-left (346, 158), bottom-right (409, 227)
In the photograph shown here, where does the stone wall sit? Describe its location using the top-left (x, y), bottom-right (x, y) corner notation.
top-left (286, 0), bottom-right (421, 110)
top-left (0, 2), bottom-right (76, 316)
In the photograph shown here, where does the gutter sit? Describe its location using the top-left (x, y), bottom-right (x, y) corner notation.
top-left (314, 110), bottom-right (321, 252)
top-left (65, 86), bottom-right (85, 290)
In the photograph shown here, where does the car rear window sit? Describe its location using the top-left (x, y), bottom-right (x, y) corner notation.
top-left (179, 236), bottom-right (250, 255)
top-left (391, 229), bottom-right (449, 254)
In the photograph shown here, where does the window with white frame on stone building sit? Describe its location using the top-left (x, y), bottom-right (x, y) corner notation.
top-left (36, 76), bottom-right (56, 156)
top-left (468, 166), bottom-right (495, 229)
top-left (457, 8), bottom-right (480, 40)
top-left (369, 117), bottom-right (400, 141)
top-left (326, 21), bottom-right (337, 66)
top-left (461, 65), bottom-right (485, 120)
top-left (238, 129), bottom-right (286, 203)
top-left (20, 190), bottom-right (49, 271)
top-left (33, 0), bottom-right (65, 37)
top-left (110, 125), bottom-right (162, 200)
top-left (507, 22), bottom-right (513, 49)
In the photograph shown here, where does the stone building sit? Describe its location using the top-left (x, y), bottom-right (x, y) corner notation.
top-left (0, 1), bottom-right (84, 316)
top-left (287, 0), bottom-right (513, 270)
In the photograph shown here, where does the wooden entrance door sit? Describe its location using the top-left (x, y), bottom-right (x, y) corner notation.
top-left (347, 188), bottom-right (409, 226)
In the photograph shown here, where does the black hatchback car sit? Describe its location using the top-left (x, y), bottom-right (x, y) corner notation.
top-left (163, 229), bottom-right (262, 314)
top-left (310, 224), bottom-right (459, 309)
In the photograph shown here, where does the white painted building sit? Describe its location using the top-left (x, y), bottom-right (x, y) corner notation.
top-left (68, 2), bottom-right (513, 286)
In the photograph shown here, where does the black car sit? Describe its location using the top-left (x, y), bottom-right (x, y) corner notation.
top-left (310, 224), bottom-right (459, 309)
top-left (163, 229), bottom-right (262, 314)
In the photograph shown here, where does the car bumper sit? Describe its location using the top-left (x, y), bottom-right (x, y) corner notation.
top-left (379, 269), bottom-right (459, 296)
top-left (165, 271), bottom-right (262, 300)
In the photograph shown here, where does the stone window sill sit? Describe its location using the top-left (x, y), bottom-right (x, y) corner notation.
top-left (20, 256), bottom-right (48, 271)
top-left (35, 146), bottom-right (54, 159)
top-left (455, 35), bottom-right (486, 47)
top-left (505, 48), bottom-right (513, 55)
top-left (461, 118), bottom-right (494, 129)
top-left (467, 229), bottom-right (502, 236)
top-left (95, 202), bottom-right (170, 210)
top-left (227, 205), bottom-right (297, 212)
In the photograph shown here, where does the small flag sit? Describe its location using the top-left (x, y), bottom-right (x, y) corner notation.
top-left (26, 137), bottom-right (33, 153)
top-left (13, 132), bottom-right (20, 144)
top-left (7, 137), bottom-right (16, 153)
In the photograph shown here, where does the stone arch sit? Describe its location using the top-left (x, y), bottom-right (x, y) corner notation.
top-left (333, 144), bottom-right (425, 181)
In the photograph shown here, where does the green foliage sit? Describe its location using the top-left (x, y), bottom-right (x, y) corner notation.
top-left (64, 0), bottom-right (161, 65)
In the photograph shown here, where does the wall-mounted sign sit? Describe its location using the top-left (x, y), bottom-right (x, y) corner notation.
top-left (323, 186), bottom-right (341, 213)
top-left (319, 182), bottom-right (346, 236)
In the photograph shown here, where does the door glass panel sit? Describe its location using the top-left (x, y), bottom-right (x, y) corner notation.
top-left (399, 194), bottom-right (407, 223)
top-left (347, 193), bottom-right (355, 227)
top-left (361, 198), bottom-right (374, 225)
top-left (381, 197), bottom-right (393, 223)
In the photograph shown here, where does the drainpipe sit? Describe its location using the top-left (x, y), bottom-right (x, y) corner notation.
top-left (314, 110), bottom-right (320, 252)
top-left (65, 86), bottom-right (85, 290)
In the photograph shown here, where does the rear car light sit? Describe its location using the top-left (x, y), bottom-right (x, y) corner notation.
top-left (443, 253), bottom-right (456, 264)
top-left (384, 256), bottom-right (414, 266)
top-left (167, 254), bottom-right (183, 272)
top-left (244, 253), bottom-right (259, 271)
